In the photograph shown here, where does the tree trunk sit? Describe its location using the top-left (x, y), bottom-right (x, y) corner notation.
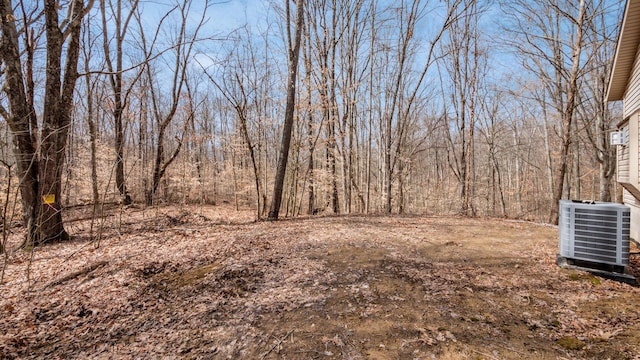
top-left (101, 0), bottom-right (134, 205)
top-left (549, 0), bottom-right (586, 224)
top-left (139, 0), bottom-right (205, 206)
top-left (268, 0), bottom-right (304, 220)
top-left (0, 0), bottom-right (89, 245)
top-left (304, 36), bottom-right (316, 215)
top-left (0, 0), bottom-right (39, 241)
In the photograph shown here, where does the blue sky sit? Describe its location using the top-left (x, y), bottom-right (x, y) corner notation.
top-left (122, 0), bottom-right (626, 104)
top-left (136, 0), bottom-right (269, 35)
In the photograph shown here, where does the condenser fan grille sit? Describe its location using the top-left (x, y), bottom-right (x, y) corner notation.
top-left (559, 200), bottom-right (630, 267)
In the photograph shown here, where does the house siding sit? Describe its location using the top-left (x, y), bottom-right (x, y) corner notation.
top-left (624, 45), bottom-right (640, 117)
top-left (629, 114), bottom-right (638, 187)
top-left (610, 0), bottom-right (640, 241)
top-left (624, 189), bottom-right (640, 242)
top-left (618, 125), bottom-right (630, 183)
top-left (635, 115), bottom-right (639, 187)
top-left (618, 114), bottom-right (640, 242)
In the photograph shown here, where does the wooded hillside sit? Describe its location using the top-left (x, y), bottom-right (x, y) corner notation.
top-left (0, 0), bottom-right (626, 240)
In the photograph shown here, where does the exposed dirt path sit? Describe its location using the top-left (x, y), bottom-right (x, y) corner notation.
top-left (1, 206), bottom-right (639, 359)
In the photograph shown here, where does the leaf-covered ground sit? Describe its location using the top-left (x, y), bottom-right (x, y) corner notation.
top-left (1, 205), bottom-right (639, 359)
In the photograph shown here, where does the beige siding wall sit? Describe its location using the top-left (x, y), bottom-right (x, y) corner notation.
top-left (630, 114), bottom-right (639, 187)
top-left (619, 116), bottom-right (640, 242)
top-left (616, 7), bottom-right (640, 243)
top-left (618, 125), bottom-right (630, 183)
top-left (632, 207), bottom-right (640, 242)
top-left (624, 46), bottom-right (640, 117)
top-left (623, 189), bottom-right (640, 242)
top-left (624, 188), bottom-right (640, 206)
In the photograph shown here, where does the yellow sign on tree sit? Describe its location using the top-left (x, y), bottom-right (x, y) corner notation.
top-left (42, 194), bottom-right (55, 205)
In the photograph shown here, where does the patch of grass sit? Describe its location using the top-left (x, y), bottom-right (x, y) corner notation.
top-left (568, 272), bottom-right (601, 285)
top-left (557, 336), bottom-right (585, 350)
top-left (153, 262), bottom-right (220, 289)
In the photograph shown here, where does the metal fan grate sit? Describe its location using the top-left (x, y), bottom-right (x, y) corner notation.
top-left (559, 200), bottom-right (630, 267)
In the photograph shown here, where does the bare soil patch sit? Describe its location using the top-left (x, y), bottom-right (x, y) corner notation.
top-left (1, 205), bottom-right (639, 359)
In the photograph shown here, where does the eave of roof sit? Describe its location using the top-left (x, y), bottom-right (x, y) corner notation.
top-left (607, 0), bottom-right (640, 102)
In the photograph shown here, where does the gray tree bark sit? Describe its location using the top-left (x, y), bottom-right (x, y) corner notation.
top-left (269, 0), bottom-right (305, 220)
top-left (0, 0), bottom-right (92, 244)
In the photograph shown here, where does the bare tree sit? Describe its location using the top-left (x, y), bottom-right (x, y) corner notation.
top-left (135, 0), bottom-right (208, 205)
top-left (0, 0), bottom-right (94, 245)
top-left (268, 0), bottom-right (305, 220)
top-left (301, 13), bottom-right (317, 214)
top-left (307, 0), bottom-right (340, 214)
top-left (503, 0), bottom-right (588, 224)
top-left (440, 0), bottom-right (484, 216)
top-left (478, 90), bottom-right (507, 217)
top-left (381, 0), bottom-right (461, 213)
top-left (549, 0), bottom-right (587, 223)
top-left (578, 0), bottom-right (620, 202)
top-left (200, 35), bottom-right (266, 219)
top-left (100, 0), bottom-right (141, 205)
top-left (80, 10), bottom-right (103, 237)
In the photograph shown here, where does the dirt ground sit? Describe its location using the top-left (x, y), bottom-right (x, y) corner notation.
top-left (1, 205), bottom-right (639, 359)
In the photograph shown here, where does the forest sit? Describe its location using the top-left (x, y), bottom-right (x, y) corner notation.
top-left (0, 0), bottom-right (626, 239)
top-left (2, 0), bottom-right (640, 359)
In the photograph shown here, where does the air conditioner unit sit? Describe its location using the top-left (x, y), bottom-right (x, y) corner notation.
top-left (610, 131), bottom-right (626, 146)
top-left (559, 200), bottom-right (630, 268)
